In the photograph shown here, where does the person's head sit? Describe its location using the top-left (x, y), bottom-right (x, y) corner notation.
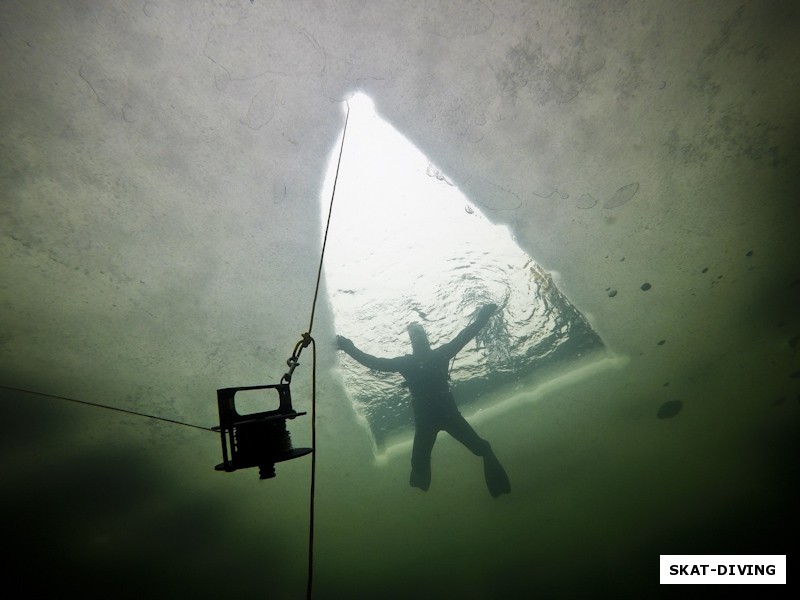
top-left (407, 322), bottom-right (430, 354)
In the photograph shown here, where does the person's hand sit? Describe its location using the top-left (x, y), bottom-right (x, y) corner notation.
top-left (336, 335), bottom-right (354, 351)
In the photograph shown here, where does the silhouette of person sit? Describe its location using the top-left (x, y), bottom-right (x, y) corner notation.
top-left (336, 303), bottom-right (511, 497)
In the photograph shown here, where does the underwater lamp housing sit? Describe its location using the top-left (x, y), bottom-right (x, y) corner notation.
top-left (213, 383), bottom-right (312, 479)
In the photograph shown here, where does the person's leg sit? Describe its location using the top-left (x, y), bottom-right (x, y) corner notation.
top-left (444, 412), bottom-right (491, 456)
top-left (410, 424), bottom-right (438, 491)
top-left (445, 412), bottom-right (511, 498)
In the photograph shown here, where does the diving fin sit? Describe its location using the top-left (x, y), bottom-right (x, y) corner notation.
top-left (483, 452), bottom-right (511, 498)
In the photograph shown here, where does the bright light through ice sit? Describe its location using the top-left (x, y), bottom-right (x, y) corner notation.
top-left (322, 92), bottom-right (605, 454)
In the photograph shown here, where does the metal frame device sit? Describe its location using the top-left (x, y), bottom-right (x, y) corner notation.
top-left (213, 383), bottom-right (312, 479)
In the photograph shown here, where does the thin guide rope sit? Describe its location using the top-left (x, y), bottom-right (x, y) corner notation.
top-left (0, 385), bottom-right (214, 431)
top-left (306, 101), bottom-right (350, 600)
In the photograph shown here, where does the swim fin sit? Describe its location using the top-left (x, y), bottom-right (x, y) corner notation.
top-left (483, 452), bottom-right (511, 498)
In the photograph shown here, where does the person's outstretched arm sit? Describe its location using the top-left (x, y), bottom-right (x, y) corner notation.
top-left (336, 335), bottom-right (402, 372)
top-left (438, 303), bottom-right (497, 360)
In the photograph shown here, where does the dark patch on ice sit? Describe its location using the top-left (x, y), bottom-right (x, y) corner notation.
top-left (701, 267), bottom-right (708, 273)
top-left (657, 339), bottom-right (666, 345)
top-left (576, 194), bottom-right (597, 209)
top-left (463, 176), bottom-right (522, 211)
top-left (657, 400), bottom-right (683, 419)
top-left (603, 182), bottom-right (639, 209)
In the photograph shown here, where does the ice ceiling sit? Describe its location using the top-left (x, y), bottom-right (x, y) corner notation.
top-left (0, 1), bottom-right (798, 598)
top-left (324, 93), bottom-right (606, 451)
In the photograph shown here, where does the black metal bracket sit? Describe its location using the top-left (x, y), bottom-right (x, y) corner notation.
top-left (212, 383), bottom-right (311, 479)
